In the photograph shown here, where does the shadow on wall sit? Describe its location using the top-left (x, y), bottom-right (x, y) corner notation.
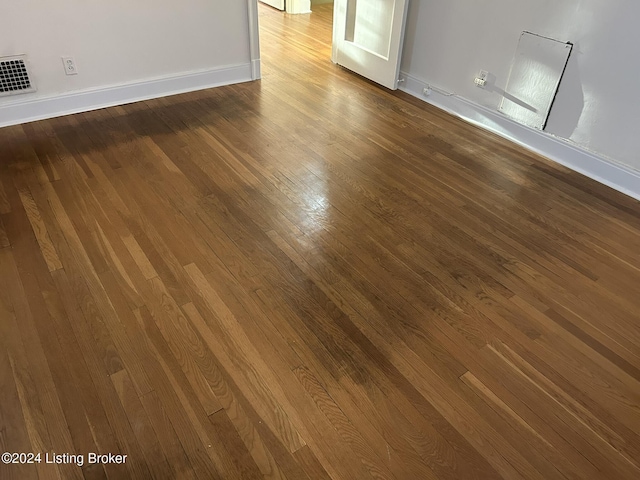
top-left (483, 72), bottom-right (538, 113)
top-left (544, 43), bottom-right (584, 139)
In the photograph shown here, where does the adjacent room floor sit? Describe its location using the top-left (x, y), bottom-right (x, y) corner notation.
top-left (1, 4), bottom-right (640, 479)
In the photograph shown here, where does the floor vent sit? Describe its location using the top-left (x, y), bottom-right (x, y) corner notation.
top-left (0, 55), bottom-right (36, 97)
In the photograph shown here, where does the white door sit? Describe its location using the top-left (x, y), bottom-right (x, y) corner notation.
top-left (260, 0), bottom-right (285, 11)
top-left (332, 0), bottom-right (409, 90)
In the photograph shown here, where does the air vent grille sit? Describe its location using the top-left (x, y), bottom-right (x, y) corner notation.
top-left (0, 55), bottom-right (36, 97)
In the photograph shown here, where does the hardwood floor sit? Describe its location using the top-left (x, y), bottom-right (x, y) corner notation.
top-left (2, 4), bottom-right (640, 479)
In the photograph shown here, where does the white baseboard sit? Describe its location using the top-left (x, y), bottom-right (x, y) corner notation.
top-left (399, 72), bottom-right (640, 202)
top-left (251, 59), bottom-right (262, 80)
top-left (0, 63), bottom-right (253, 128)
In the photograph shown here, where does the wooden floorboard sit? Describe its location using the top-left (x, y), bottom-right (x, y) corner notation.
top-left (1, 4), bottom-right (640, 479)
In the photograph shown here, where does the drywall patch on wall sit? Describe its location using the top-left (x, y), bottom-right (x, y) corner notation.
top-left (399, 71), bottom-right (640, 201)
top-left (499, 32), bottom-right (572, 130)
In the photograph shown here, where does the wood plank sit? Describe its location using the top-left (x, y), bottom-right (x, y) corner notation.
top-left (146, 276), bottom-right (223, 416)
top-left (121, 233), bottom-right (158, 280)
top-left (17, 186), bottom-right (63, 271)
top-left (133, 307), bottom-right (256, 480)
top-left (293, 364), bottom-right (403, 480)
top-left (0, 351), bottom-right (38, 480)
top-left (207, 409), bottom-right (263, 480)
top-left (292, 446), bottom-right (332, 480)
top-left (0, 176), bottom-right (10, 214)
top-left (183, 264), bottom-right (307, 454)
top-left (130, 306), bottom-right (224, 480)
top-left (179, 302), bottom-right (296, 480)
top-left (138, 391), bottom-right (198, 480)
top-left (0, 236), bottom-right (85, 480)
top-left (110, 369), bottom-right (173, 479)
top-left (0, 215), bottom-right (10, 248)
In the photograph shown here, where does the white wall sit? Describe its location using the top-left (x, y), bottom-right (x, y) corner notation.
top-left (401, 0), bottom-right (640, 173)
top-left (0, 0), bottom-right (254, 124)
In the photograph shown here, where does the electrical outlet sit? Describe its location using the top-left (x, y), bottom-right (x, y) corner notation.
top-left (423, 86), bottom-right (432, 96)
top-left (474, 69), bottom-right (489, 88)
top-left (62, 57), bottom-right (78, 75)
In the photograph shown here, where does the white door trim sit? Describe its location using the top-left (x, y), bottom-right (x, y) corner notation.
top-left (248, 0), bottom-right (314, 81)
top-left (248, 0), bottom-right (262, 79)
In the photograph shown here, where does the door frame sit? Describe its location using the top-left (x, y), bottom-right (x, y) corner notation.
top-left (247, 0), bottom-right (315, 81)
top-left (248, 0), bottom-right (261, 80)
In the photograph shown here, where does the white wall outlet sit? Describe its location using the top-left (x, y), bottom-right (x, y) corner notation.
top-left (423, 86), bottom-right (432, 96)
top-left (62, 57), bottom-right (78, 75)
top-left (474, 70), bottom-right (489, 88)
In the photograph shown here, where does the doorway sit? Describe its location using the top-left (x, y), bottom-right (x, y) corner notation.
top-left (254, 0), bottom-right (335, 83)
top-left (249, 0), bottom-right (409, 90)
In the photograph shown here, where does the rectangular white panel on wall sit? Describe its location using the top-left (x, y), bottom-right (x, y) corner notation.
top-left (499, 32), bottom-right (572, 130)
